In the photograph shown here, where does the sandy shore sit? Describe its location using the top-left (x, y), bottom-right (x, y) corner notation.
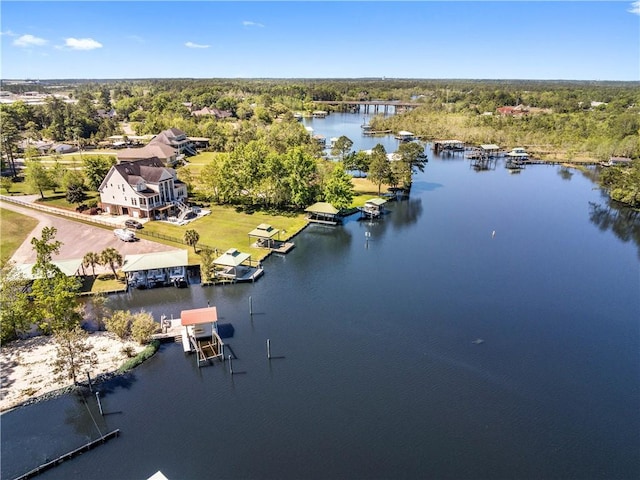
top-left (0, 332), bottom-right (145, 412)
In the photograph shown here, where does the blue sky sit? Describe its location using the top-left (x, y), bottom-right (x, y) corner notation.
top-left (1, 1), bottom-right (639, 81)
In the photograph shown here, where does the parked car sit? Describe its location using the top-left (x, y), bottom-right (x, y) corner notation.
top-left (124, 219), bottom-right (143, 229)
top-left (114, 228), bottom-right (136, 242)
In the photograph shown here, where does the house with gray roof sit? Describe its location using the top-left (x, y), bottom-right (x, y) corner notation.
top-left (117, 142), bottom-right (178, 165)
top-left (150, 128), bottom-right (196, 156)
top-left (98, 158), bottom-right (187, 220)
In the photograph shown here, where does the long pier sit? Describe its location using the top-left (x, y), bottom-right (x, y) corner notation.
top-left (14, 430), bottom-right (120, 480)
top-left (312, 100), bottom-right (420, 114)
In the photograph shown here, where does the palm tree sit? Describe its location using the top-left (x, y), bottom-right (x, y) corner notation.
top-left (82, 251), bottom-right (101, 278)
top-left (100, 247), bottom-right (123, 279)
top-left (184, 229), bottom-right (200, 252)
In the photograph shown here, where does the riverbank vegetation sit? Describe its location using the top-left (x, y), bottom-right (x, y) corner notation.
top-left (2, 78), bottom-right (638, 208)
top-left (599, 161), bottom-right (640, 208)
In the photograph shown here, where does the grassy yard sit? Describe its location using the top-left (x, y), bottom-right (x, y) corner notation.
top-left (141, 204), bottom-right (308, 264)
top-left (36, 192), bottom-right (101, 210)
top-left (0, 207), bottom-right (39, 263)
top-left (351, 177), bottom-right (391, 207)
top-left (182, 151), bottom-right (218, 177)
top-left (80, 272), bottom-right (127, 295)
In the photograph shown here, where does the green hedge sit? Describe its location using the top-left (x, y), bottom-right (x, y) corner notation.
top-left (117, 340), bottom-right (160, 373)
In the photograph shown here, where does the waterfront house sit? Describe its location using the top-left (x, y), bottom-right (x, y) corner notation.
top-left (150, 128), bottom-right (196, 156)
top-left (98, 158), bottom-right (187, 219)
top-left (117, 143), bottom-right (178, 165)
top-left (601, 157), bottom-right (631, 167)
top-left (191, 106), bottom-right (233, 119)
top-left (497, 105), bottom-right (529, 116)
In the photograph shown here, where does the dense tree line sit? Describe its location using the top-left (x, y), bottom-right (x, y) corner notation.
top-left (2, 78), bottom-right (638, 208)
top-left (599, 161), bottom-right (640, 208)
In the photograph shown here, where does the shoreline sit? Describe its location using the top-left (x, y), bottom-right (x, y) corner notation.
top-left (0, 331), bottom-right (146, 413)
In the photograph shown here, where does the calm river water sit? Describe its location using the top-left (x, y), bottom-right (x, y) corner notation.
top-left (2, 112), bottom-right (639, 480)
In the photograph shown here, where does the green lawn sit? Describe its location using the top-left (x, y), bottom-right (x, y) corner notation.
top-left (0, 207), bottom-right (39, 263)
top-left (36, 192), bottom-right (101, 210)
top-left (351, 177), bottom-right (389, 207)
top-left (182, 151), bottom-right (218, 177)
top-left (80, 273), bottom-right (127, 295)
top-left (141, 204), bottom-right (309, 263)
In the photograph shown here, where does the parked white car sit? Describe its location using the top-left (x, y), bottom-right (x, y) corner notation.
top-left (114, 228), bottom-right (136, 242)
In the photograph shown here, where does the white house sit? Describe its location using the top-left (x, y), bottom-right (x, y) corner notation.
top-left (98, 159), bottom-right (187, 219)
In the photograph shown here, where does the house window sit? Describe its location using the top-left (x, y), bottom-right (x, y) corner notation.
top-left (132, 198), bottom-right (137, 206)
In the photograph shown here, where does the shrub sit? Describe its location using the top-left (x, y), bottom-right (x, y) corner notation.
top-left (121, 345), bottom-right (136, 358)
top-left (117, 340), bottom-right (160, 373)
top-left (130, 311), bottom-right (160, 344)
top-left (104, 310), bottom-right (132, 340)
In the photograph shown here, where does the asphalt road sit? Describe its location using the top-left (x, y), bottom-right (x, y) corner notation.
top-left (1, 200), bottom-right (180, 266)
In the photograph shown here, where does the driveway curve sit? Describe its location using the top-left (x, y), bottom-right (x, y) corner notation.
top-left (1, 200), bottom-right (181, 266)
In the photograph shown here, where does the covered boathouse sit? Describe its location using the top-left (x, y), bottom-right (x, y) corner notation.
top-left (211, 248), bottom-right (264, 283)
top-left (122, 249), bottom-right (189, 289)
top-left (248, 223), bottom-right (295, 253)
top-left (360, 197), bottom-right (388, 219)
top-left (305, 202), bottom-right (340, 225)
top-left (180, 306), bottom-right (224, 367)
top-left (248, 223), bottom-right (280, 248)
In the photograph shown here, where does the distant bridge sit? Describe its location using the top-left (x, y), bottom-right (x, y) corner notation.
top-left (312, 100), bottom-right (421, 114)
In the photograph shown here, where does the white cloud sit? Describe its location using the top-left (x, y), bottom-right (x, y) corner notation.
top-left (1, 30), bottom-right (18, 37)
top-left (13, 34), bottom-right (48, 47)
top-left (629, 1), bottom-right (640, 14)
top-left (242, 21), bottom-right (265, 28)
top-left (185, 41), bottom-right (210, 49)
top-left (64, 37), bottom-right (103, 50)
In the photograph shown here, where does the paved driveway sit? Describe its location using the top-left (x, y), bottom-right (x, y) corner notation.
top-left (1, 200), bottom-right (180, 267)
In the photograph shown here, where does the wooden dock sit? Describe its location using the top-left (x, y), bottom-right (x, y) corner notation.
top-left (15, 430), bottom-right (120, 480)
top-left (151, 318), bottom-right (183, 343)
top-left (272, 242), bottom-right (295, 254)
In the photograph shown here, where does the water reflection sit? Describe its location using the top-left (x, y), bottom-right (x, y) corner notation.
top-left (557, 166), bottom-right (574, 181)
top-left (589, 197), bottom-right (640, 258)
top-left (63, 391), bottom-right (105, 440)
top-left (389, 197), bottom-right (424, 230)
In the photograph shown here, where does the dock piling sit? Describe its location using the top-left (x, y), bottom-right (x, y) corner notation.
top-left (96, 391), bottom-right (103, 416)
top-left (229, 354), bottom-right (233, 374)
top-left (267, 339), bottom-right (271, 359)
top-left (249, 296), bottom-right (253, 315)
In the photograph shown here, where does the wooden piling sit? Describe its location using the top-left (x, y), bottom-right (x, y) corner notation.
top-left (96, 391), bottom-right (103, 416)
